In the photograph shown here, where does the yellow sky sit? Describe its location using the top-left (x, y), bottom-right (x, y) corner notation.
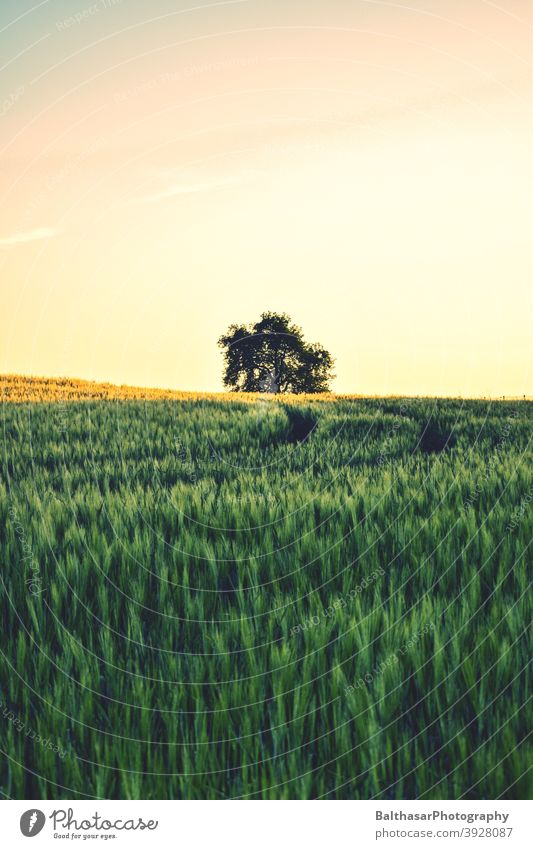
top-left (1, 0), bottom-right (532, 395)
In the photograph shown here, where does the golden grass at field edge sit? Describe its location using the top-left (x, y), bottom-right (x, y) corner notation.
top-left (0, 374), bottom-right (339, 404)
top-left (2, 374), bottom-right (528, 404)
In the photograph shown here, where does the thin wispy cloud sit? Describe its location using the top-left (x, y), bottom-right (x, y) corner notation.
top-left (0, 227), bottom-right (59, 246)
top-left (144, 170), bottom-right (259, 203)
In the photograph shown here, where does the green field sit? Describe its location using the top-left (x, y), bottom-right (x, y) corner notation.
top-left (1, 395), bottom-right (531, 799)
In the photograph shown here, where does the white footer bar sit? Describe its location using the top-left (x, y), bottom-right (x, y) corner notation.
top-left (2, 799), bottom-right (531, 848)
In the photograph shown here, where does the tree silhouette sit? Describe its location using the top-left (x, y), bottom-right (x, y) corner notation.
top-left (218, 312), bottom-right (334, 393)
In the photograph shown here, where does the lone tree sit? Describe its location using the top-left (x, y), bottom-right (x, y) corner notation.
top-left (218, 312), bottom-right (334, 393)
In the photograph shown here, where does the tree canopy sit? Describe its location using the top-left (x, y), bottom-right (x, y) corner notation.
top-left (218, 312), bottom-right (335, 393)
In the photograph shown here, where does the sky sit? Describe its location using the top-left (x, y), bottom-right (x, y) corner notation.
top-left (1, 0), bottom-right (531, 396)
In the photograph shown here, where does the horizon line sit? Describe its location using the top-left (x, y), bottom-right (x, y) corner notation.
top-left (1, 373), bottom-right (531, 402)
